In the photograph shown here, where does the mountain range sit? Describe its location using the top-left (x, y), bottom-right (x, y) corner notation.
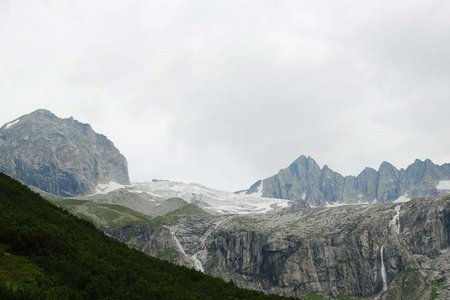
top-left (1, 109), bottom-right (450, 299)
top-left (245, 155), bottom-right (450, 206)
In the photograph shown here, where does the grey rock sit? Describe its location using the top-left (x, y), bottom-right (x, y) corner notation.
top-left (261, 155), bottom-right (329, 206)
top-left (401, 159), bottom-right (441, 199)
top-left (104, 223), bottom-right (194, 267)
top-left (246, 155), bottom-right (450, 206)
top-left (51, 189), bottom-right (450, 299)
top-left (342, 175), bottom-right (360, 204)
top-left (377, 162), bottom-right (401, 202)
top-left (356, 167), bottom-right (379, 202)
top-left (204, 198), bottom-right (450, 298)
top-left (0, 109), bottom-right (129, 196)
top-left (320, 165), bottom-right (345, 203)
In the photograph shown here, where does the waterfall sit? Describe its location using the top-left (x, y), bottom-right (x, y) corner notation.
top-left (191, 254), bottom-right (205, 272)
top-left (380, 245), bottom-right (388, 291)
top-left (389, 205), bottom-right (401, 234)
top-left (170, 229), bottom-right (204, 272)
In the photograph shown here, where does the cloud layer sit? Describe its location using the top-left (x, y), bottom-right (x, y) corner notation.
top-left (1, 0), bottom-right (450, 190)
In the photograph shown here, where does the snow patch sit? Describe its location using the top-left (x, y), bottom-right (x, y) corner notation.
top-left (437, 180), bottom-right (450, 190)
top-left (325, 202), bottom-right (347, 207)
top-left (249, 180), bottom-right (264, 197)
top-left (127, 189), bottom-right (144, 194)
top-left (95, 181), bottom-right (125, 194)
top-left (394, 194), bottom-right (410, 203)
top-left (256, 180), bottom-right (264, 197)
top-left (301, 192), bottom-right (306, 200)
top-left (4, 119), bottom-right (20, 129)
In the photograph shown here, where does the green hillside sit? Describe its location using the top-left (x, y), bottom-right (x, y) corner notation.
top-left (48, 197), bottom-right (152, 227)
top-left (0, 173), bottom-right (287, 300)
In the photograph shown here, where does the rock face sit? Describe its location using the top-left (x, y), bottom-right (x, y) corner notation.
top-left (203, 198), bottom-right (450, 298)
top-left (0, 109), bottom-right (129, 196)
top-left (51, 187), bottom-right (450, 299)
top-left (245, 155), bottom-right (450, 206)
top-left (104, 223), bottom-right (195, 267)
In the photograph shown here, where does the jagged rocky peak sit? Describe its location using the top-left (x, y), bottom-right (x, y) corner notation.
top-left (404, 158), bottom-right (440, 181)
top-left (0, 109), bottom-right (130, 196)
top-left (246, 179), bottom-right (264, 195)
top-left (356, 167), bottom-right (378, 201)
top-left (290, 155), bottom-right (320, 171)
top-left (246, 155), bottom-right (450, 206)
top-left (376, 161), bottom-right (401, 202)
top-left (378, 161), bottom-right (400, 176)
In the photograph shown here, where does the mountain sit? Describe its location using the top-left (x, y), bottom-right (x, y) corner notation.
top-left (44, 179), bottom-right (289, 274)
top-left (53, 181), bottom-right (450, 299)
top-left (245, 155), bottom-right (450, 206)
top-left (3, 109), bottom-right (449, 299)
top-left (0, 172), bottom-right (287, 299)
top-left (204, 198), bottom-right (450, 299)
top-left (0, 109), bottom-right (130, 196)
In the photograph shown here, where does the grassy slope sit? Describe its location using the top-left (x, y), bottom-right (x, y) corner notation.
top-left (49, 198), bottom-right (152, 226)
top-left (0, 173), bottom-right (288, 300)
top-left (152, 203), bottom-right (211, 225)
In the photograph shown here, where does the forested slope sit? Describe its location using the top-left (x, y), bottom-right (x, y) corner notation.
top-left (0, 173), bottom-right (287, 300)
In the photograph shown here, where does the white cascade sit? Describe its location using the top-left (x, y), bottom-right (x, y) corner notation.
top-left (190, 254), bottom-right (205, 272)
top-left (389, 205), bottom-right (401, 234)
top-left (380, 245), bottom-right (388, 291)
top-left (170, 229), bottom-right (204, 272)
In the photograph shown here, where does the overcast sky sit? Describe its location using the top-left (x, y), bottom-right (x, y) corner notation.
top-left (1, 0), bottom-right (450, 191)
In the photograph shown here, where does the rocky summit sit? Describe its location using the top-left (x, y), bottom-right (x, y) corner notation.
top-left (0, 109), bottom-right (129, 196)
top-left (245, 155), bottom-right (450, 207)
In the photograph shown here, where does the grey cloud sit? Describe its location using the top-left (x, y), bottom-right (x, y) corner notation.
top-left (1, 0), bottom-right (450, 191)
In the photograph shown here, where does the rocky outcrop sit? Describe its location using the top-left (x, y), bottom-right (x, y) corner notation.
top-left (102, 210), bottom-right (228, 272)
top-left (0, 109), bottom-right (129, 196)
top-left (54, 188), bottom-right (450, 298)
top-left (246, 155), bottom-right (450, 206)
top-left (104, 223), bottom-right (194, 267)
top-left (202, 198), bottom-right (450, 298)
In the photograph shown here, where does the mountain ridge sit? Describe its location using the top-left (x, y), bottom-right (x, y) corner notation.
top-left (245, 155), bottom-right (450, 206)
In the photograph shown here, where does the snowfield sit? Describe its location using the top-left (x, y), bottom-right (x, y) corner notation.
top-left (95, 181), bottom-right (128, 194)
top-left (437, 180), bottom-right (450, 190)
top-left (394, 194), bottom-right (411, 203)
top-left (249, 180), bottom-right (264, 197)
top-left (4, 118), bottom-right (20, 129)
top-left (93, 180), bottom-right (290, 215)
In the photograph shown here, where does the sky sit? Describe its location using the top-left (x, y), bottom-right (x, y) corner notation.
top-left (1, 0), bottom-right (450, 191)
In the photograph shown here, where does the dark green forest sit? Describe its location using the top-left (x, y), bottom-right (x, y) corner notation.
top-left (0, 173), bottom-right (287, 300)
